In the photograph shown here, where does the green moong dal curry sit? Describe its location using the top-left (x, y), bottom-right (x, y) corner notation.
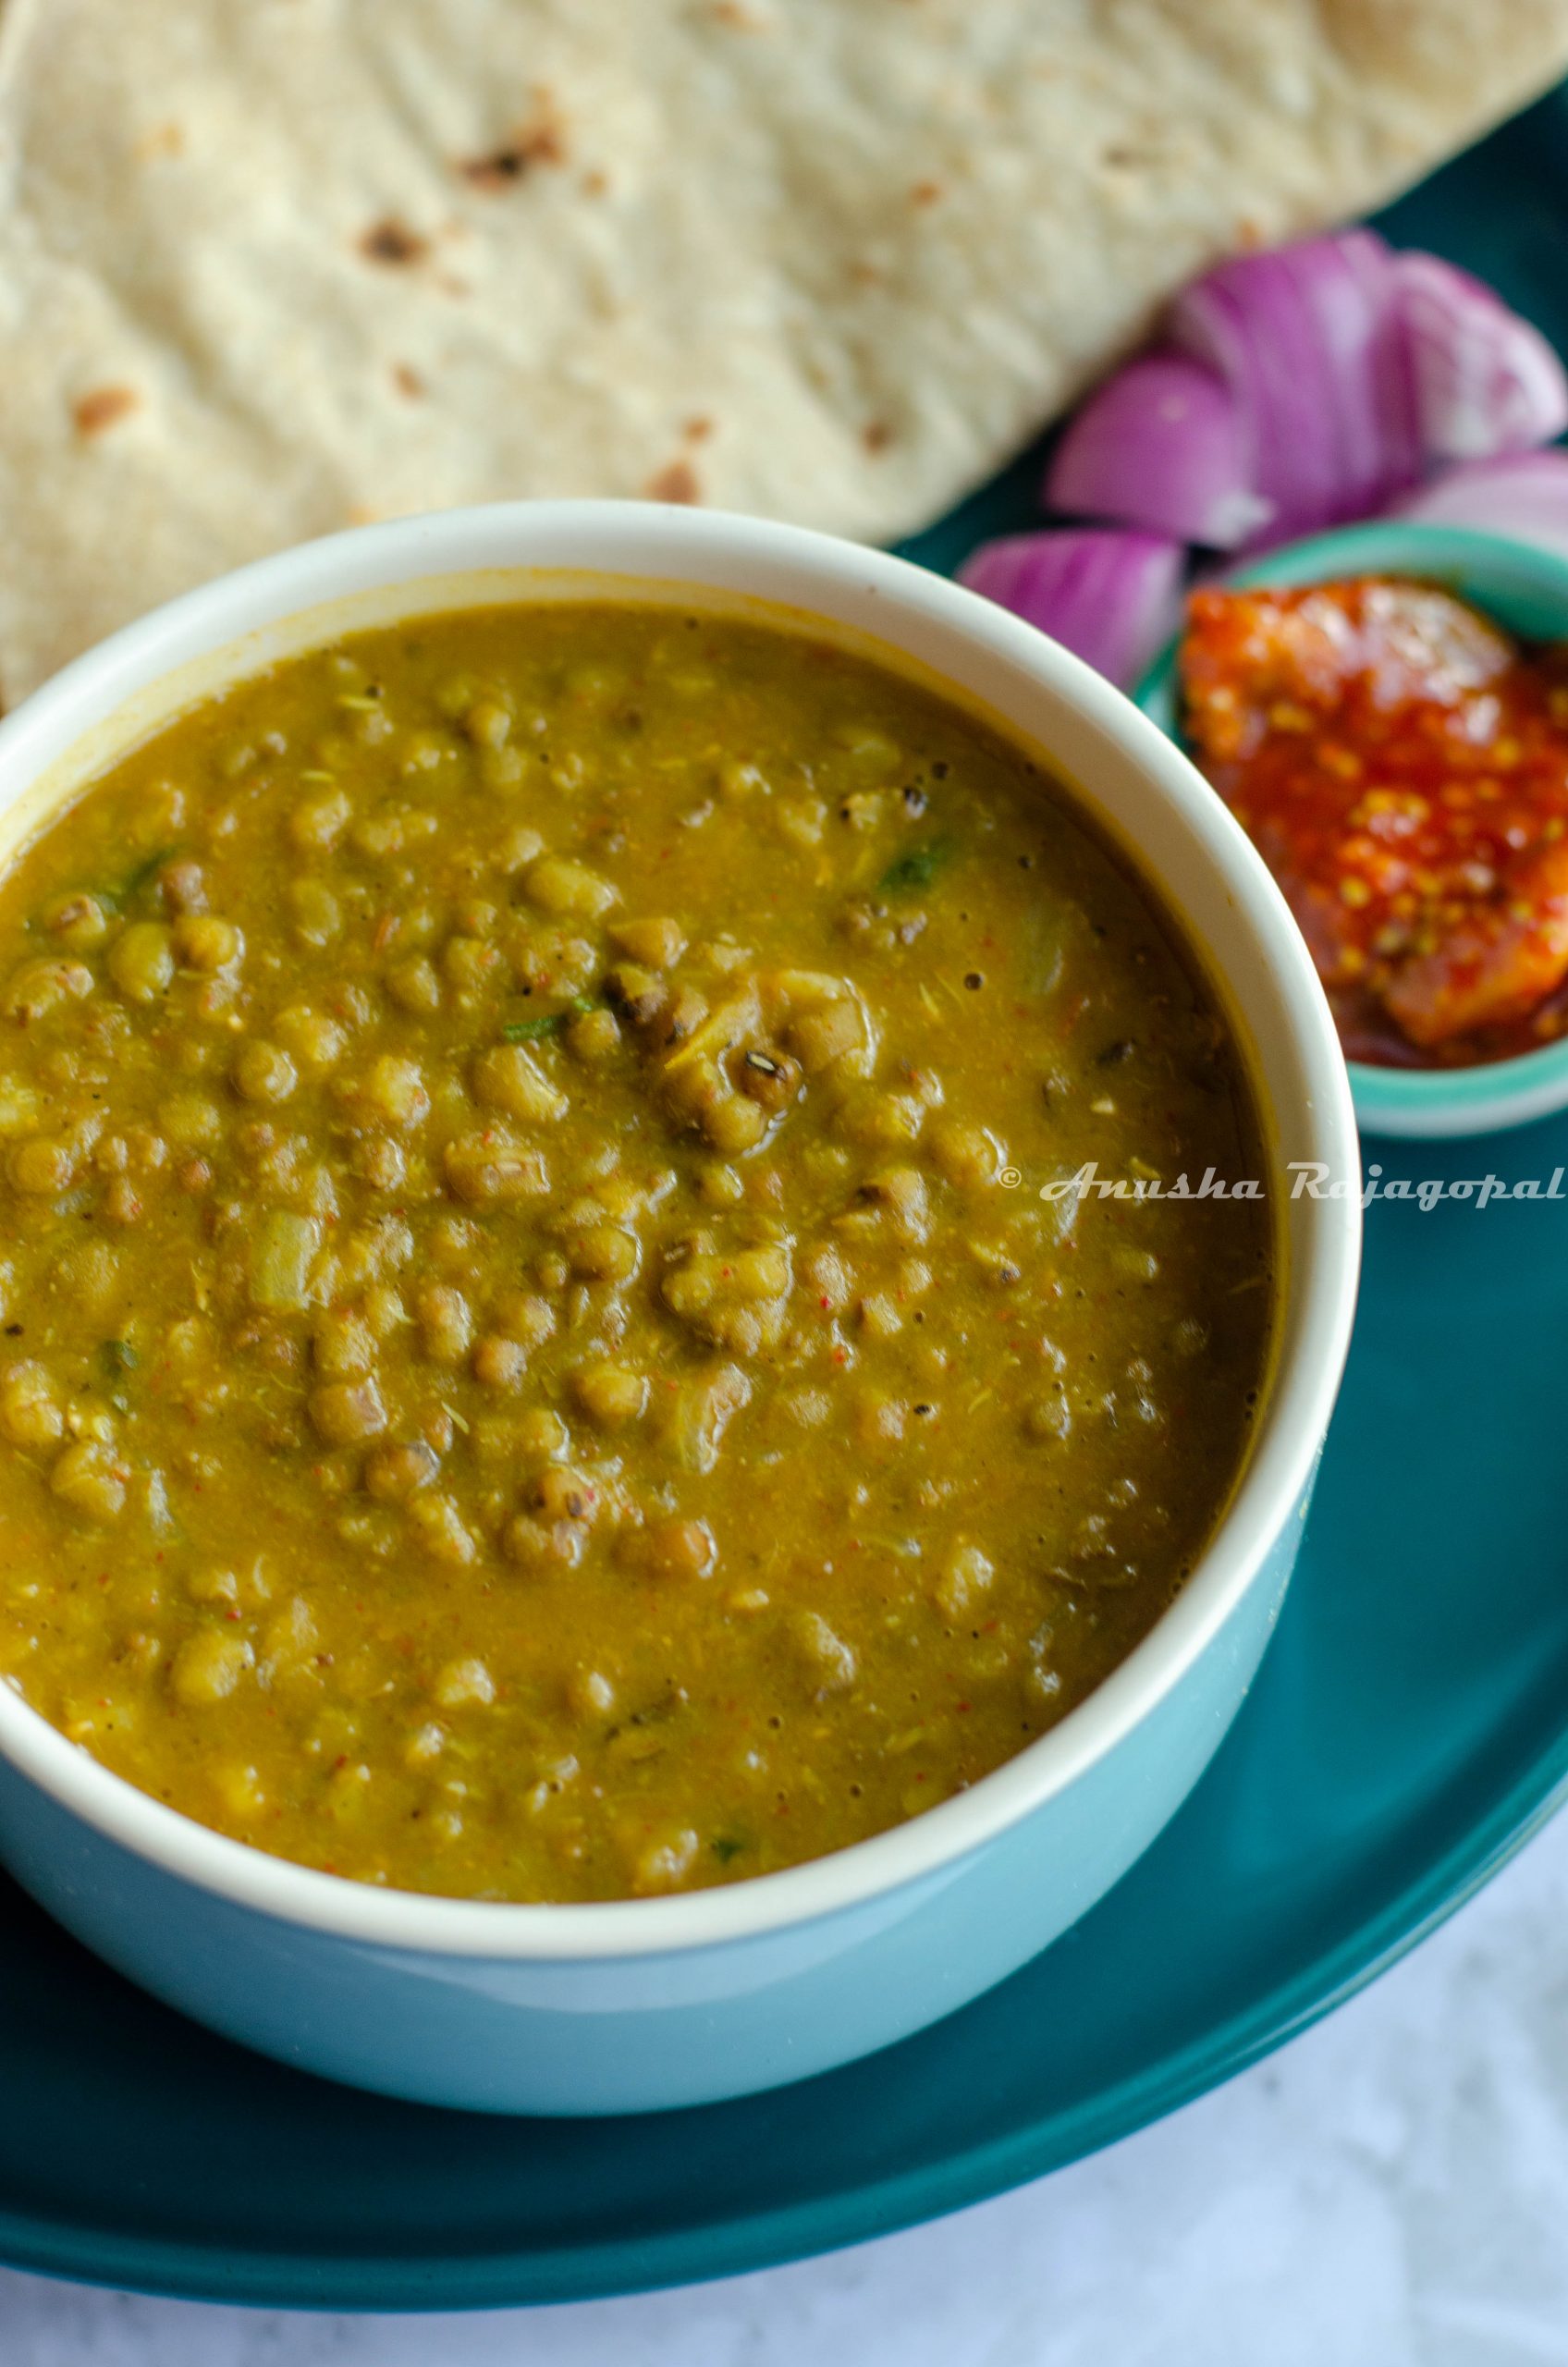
top-left (0, 601), bottom-right (1272, 1901)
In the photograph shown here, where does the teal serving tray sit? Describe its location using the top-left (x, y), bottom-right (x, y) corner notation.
top-left (6, 84), bottom-right (1568, 2311)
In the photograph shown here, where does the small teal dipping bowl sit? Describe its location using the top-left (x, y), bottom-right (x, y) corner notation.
top-left (1137, 521), bottom-right (1568, 1141)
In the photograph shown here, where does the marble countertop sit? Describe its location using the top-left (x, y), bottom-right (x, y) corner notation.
top-left (7, 1807), bottom-right (1568, 2367)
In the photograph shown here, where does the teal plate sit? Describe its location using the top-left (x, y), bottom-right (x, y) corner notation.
top-left (6, 88), bottom-right (1568, 2312)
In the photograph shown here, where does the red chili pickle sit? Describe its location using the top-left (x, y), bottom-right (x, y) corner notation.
top-left (1181, 577), bottom-right (1568, 1066)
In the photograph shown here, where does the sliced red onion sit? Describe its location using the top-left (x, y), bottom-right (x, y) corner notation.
top-left (1044, 352), bottom-right (1269, 549)
top-left (1037, 237), bottom-right (1568, 566)
top-left (958, 529), bottom-right (1184, 689)
top-left (1393, 451), bottom-right (1568, 558)
top-left (1390, 251), bottom-right (1568, 462)
top-left (1167, 229), bottom-right (1420, 544)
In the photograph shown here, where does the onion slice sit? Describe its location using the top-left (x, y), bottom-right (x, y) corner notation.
top-left (1037, 237), bottom-right (1568, 563)
top-left (1393, 451), bottom-right (1568, 560)
top-left (958, 530), bottom-right (1184, 689)
top-left (1167, 230), bottom-right (1419, 545)
top-left (1044, 352), bottom-right (1268, 550)
top-left (1390, 251), bottom-right (1568, 463)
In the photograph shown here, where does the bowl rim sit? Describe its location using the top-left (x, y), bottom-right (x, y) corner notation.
top-left (1133, 518), bottom-right (1568, 1134)
top-left (0, 499), bottom-right (1361, 1961)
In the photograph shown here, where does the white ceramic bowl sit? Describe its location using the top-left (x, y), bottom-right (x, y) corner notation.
top-left (0, 503), bottom-right (1361, 2114)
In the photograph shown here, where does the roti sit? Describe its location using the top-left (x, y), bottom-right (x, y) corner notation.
top-left (1, 0), bottom-right (1566, 700)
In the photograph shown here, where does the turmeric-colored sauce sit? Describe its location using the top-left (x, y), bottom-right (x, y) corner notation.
top-left (0, 604), bottom-right (1271, 1898)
